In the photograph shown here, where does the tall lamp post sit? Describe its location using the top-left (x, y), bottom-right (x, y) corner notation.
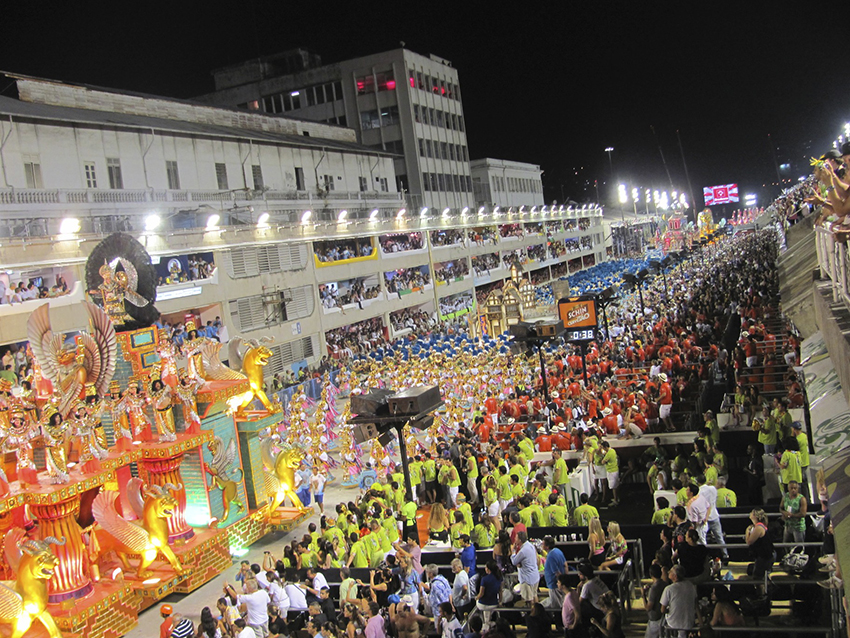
top-left (622, 268), bottom-right (649, 317)
top-left (596, 285), bottom-right (619, 339)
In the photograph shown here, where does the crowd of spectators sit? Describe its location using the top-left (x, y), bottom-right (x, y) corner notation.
top-left (468, 227), bottom-right (499, 246)
top-left (315, 239), bottom-right (374, 262)
top-left (548, 241), bottom-right (566, 260)
top-left (0, 275), bottom-right (70, 304)
top-left (525, 222), bottom-right (544, 235)
top-left (434, 260), bottom-right (470, 284)
top-left (390, 308), bottom-right (436, 333)
top-left (526, 244), bottom-right (546, 262)
top-left (384, 268), bottom-right (431, 295)
top-left (326, 317), bottom-right (386, 359)
top-left (430, 229), bottom-right (465, 247)
top-left (472, 253), bottom-right (501, 275)
top-left (803, 143), bottom-right (850, 228)
top-left (501, 250), bottom-right (524, 271)
top-left (499, 224), bottom-right (524, 239)
top-left (545, 221), bottom-right (563, 238)
top-left (439, 291), bottom-right (474, 317)
top-left (380, 233), bottom-right (424, 253)
top-left (320, 280), bottom-right (380, 310)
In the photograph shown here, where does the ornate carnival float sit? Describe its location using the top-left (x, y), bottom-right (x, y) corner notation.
top-left (0, 233), bottom-right (309, 638)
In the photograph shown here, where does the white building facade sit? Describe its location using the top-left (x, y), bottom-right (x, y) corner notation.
top-left (196, 48), bottom-right (473, 213)
top-left (470, 158), bottom-right (545, 209)
top-left (0, 73), bottom-right (606, 376)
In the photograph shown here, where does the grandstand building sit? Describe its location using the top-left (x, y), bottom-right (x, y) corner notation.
top-left (0, 72), bottom-right (605, 375)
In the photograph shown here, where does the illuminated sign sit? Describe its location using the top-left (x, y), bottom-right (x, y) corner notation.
top-left (558, 297), bottom-right (598, 342)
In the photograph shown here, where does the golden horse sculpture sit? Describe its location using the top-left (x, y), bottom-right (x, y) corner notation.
top-left (92, 479), bottom-right (186, 579)
top-left (226, 337), bottom-right (279, 418)
top-left (204, 436), bottom-right (245, 525)
top-left (0, 529), bottom-right (65, 638)
top-left (260, 436), bottom-right (310, 516)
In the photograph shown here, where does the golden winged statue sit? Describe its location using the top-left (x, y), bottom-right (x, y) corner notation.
top-left (0, 528), bottom-right (66, 638)
top-left (226, 336), bottom-right (277, 417)
top-left (91, 478), bottom-right (185, 579)
top-left (89, 257), bottom-right (151, 326)
top-left (27, 301), bottom-right (117, 416)
top-left (204, 436), bottom-right (245, 524)
top-left (260, 436), bottom-right (309, 515)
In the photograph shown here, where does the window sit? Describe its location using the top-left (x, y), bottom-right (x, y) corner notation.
top-left (430, 173), bottom-right (438, 191)
top-left (449, 144), bottom-right (456, 161)
top-left (409, 69), bottom-right (416, 88)
top-left (414, 105), bottom-right (421, 123)
top-left (23, 160), bottom-right (43, 189)
top-left (378, 177), bottom-right (388, 192)
top-left (337, 115), bottom-right (347, 127)
top-left (84, 162), bottom-right (97, 189)
top-left (166, 160), bottom-right (180, 190)
top-left (458, 115), bottom-right (465, 132)
top-left (425, 140), bottom-right (433, 158)
top-left (252, 165), bottom-right (264, 191)
top-left (322, 174), bottom-right (334, 191)
top-left (315, 85), bottom-right (326, 104)
top-left (360, 109), bottom-right (380, 130)
top-left (417, 72), bottom-right (425, 90)
top-left (436, 111), bottom-right (445, 128)
top-left (295, 167), bottom-right (305, 191)
top-left (356, 75), bottom-right (375, 95)
top-left (396, 174), bottom-right (408, 193)
top-left (441, 142), bottom-right (448, 160)
top-left (107, 158), bottom-right (123, 189)
top-left (380, 105), bottom-right (400, 127)
top-left (332, 81), bottom-right (342, 101)
top-left (418, 139), bottom-right (426, 157)
top-left (423, 172), bottom-right (431, 191)
top-left (376, 72), bottom-right (395, 91)
top-left (438, 174), bottom-right (446, 191)
top-left (214, 163), bottom-right (228, 190)
top-left (359, 176), bottom-right (368, 192)
top-left (428, 108), bottom-right (436, 126)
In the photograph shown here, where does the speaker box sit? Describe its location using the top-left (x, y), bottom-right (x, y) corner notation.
top-left (351, 422), bottom-right (381, 444)
top-left (388, 385), bottom-right (442, 416)
top-left (351, 388), bottom-right (395, 416)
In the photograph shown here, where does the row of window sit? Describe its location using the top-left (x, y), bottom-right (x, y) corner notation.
top-left (422, 172), bottom-right (473, 193)
top-left (413, 105), bottom-right (465, 133)
top-left (360, 106), bottom-right (401, 130)
top-left (261, 80), bottom-right (344, 114)
top-left (365, 140), bottom-right (404, 155)
top-left (492, 175), bottom-right (543, 194)
top-left (356, 72), bottom-right (396, 95)
top-left (24, 157), bottom-right (131, 190)
top-left (408, 69), bottom-right (460, 101)
top-left (418, 139), bottom-right (470, 163)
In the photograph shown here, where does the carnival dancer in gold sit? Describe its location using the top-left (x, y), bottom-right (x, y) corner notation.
top-left (120, 381), bottom-right (152, 442)
top-left (149, 376), bottom-right (177, 442)
top-left (40, 400), bottom-right (71, 484)
top-left (104, 380), bottom-right (133, 451)
top-left (0, 407), bottom-right (39, 486)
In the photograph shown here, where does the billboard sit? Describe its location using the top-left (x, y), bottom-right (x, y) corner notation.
top-left (703, 184), bottom-right (739, 206)
top-left (558, 296), bottom-right (598, 342)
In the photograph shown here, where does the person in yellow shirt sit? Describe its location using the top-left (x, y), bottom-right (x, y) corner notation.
top-left (703, 455), bottom-right (718, 486)
top-left (518, 434), bottom-right (535, 463)
top-left (545, 493), bottom-right (570, 527)
top-left (366, 520), bottom-right (387, 567)
top-left (450, 510), bottom-right (469, 548)
top-left (497, 467), bottom-right (513, 511)
top-left (651, 496), bottom-right (672, 525)
top-left (552, 449), bottom-right (569, 496)
top-left (472, 514), bottom-right (497, 548)
top-left (445, 458), bottom-right (462, 506)
top-left (572, 494), bottom-right (599, 527)
top-left (715, 476), bottom-right (737, 508)
top-left (526, 498), bottom-right (546, 527)
top-left (454, 494), bottom-right (473, 531)
top-left (516, 498), bottom-right (534, 527)
top-left (346, 532), bottom-right (370, 568)
top-left (600, 441), bottom-right (620, 506)
top-left (465, 449), bottom-right (480, 504)
top-left (409, 456), bottom-right (424, 503)
top-left (792, 422), bottom-right (810, 494)
top-left (423, 453), bottom-right (438, 504)
top-left (509, 474), bottom-right (524, 506)
top-left (673, 479), bottom-right (688, 506)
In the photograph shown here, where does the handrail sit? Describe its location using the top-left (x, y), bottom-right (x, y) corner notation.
top-left (815, 225), bottom-right (850, 311)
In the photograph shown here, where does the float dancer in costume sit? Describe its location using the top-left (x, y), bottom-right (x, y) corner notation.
top-left (40, 400), bottom-right (71, 484)
top-left (71, 384), bottom-right (109, 473)
top-left (0, 406), bottom-right (39, 486)
top-left (174, 370), bottom-right (204, 435)
top-left (181, 323), bottom-right (210, 384)
top-left (121, 381), bottom-right (152, 442)
top-left (149, 376), bottom-right (177, 442)
top-left (155, 330), bottom-right (181, 387)
top-left (105, 381), bottom-right (134, 451)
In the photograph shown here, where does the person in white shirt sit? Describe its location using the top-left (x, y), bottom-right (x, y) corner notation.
top-left (225, 579), bottom-right (269, 637)
top-left (285, 583), bottom-right (309, 611)
top-left (310, 467), bottom-right (327, 514)
top-left (266, 571), bottom-right (290, 615)
top-left (696, 476), bottom-right (728, 561)
top-left (235, 618), bottom-right (257, 638)
top-left (685, 483), bottom-right (709, 545)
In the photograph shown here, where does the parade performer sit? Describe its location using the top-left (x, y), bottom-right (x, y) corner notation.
top-left (40, 400), bottom-right (71, 484)
top-left (0, 407), bottom-right (39, 486)
top-left (149, 375), bottom-right (177, 442)
top-left (174, 369), bottom-right (204, 435)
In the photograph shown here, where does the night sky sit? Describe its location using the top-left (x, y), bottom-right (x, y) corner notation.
top-left (4, 2), bottom-right (846, 211)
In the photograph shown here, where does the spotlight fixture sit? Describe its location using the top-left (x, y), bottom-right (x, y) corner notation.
top-left (301, 210), bottom-right (312, 224)
top-left (144, 214), bottom-right (161, 232)
top-left (205, 214), bottom-right (220, 230)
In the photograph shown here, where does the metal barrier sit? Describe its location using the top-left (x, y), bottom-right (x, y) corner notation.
top-left (815, 226), bottom-right (850, 309)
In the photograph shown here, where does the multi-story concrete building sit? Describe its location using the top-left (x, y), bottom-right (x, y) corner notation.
top-left (471, 158), bottom-right (545, 209)
top-left (195, 48), bottom-right (473, 213)
top-left (0, 72), bottom-right (606, 377)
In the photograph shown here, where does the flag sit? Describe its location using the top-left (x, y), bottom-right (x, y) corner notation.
top-left (703, 184), bottom-right (739, 206)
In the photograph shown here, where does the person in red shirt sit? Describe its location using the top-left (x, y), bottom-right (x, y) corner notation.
top-left (551, 424), bottom-right (572, 451)
top-left (484, 392), bottom-right (499, 423)
top-left (160, 604), bottom-right (174, 638)
top-left (601, 407), bottom-right (619, 435)
top-left (657, 372), bottom-right (673, 431)
top-left (535, 429), bottom-right (553, 452)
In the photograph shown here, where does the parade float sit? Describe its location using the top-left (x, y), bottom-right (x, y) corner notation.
top-left (0, 233), bottom-right (309, 638)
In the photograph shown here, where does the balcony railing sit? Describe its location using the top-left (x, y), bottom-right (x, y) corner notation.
top-left (815, 225), bottom-right (850, 309)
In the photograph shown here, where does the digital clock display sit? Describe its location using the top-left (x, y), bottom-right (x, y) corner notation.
top-left (566, 328), bottom-right (596, 341)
